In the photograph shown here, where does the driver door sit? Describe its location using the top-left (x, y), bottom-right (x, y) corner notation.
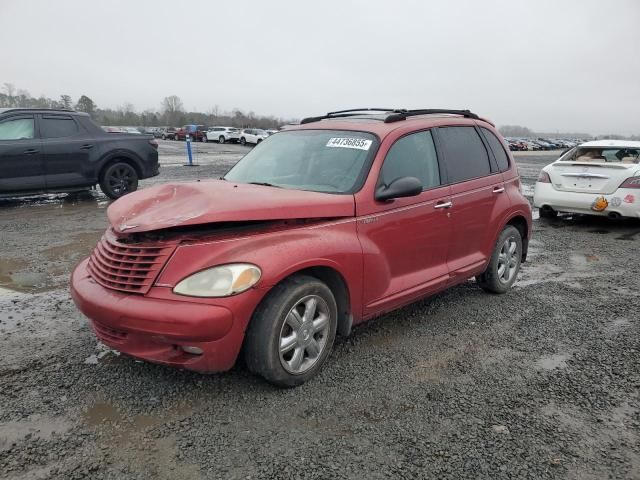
top-left (357, 130), bottom-right (452, 317)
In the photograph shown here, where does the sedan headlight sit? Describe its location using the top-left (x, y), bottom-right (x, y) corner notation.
top-left (173, 264), bottom-right (261, 297)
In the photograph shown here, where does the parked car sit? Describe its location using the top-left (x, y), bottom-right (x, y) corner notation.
top-left (204, 126), bottom-right (240, 144)
top-left (534, 140), bottom-right (640, 219)
top-left (175, 125), bottom-right (208, 142)
top-left (159, 127), bottom-right (177, 140)
top-left (239, 128), bottom-right (269, 145)
top-left (0, 108), bottom-right (159, 199)
top-left (71, 107), bottom-right (532, 387)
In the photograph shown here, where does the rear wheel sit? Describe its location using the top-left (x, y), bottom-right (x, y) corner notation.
top-left (99, 162), bottom-right (139, 199)
top-left (219, 135), bottom-right (225, 144)
top-left (476, 225), bottom-right (523, 294)
top-left (244, 275), bottom-right (337, 387)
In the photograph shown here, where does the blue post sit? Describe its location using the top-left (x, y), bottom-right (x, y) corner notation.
top-left (186, 135), bottom-right (193, 165)
top-left (183, 134), bottom-right (199, 166)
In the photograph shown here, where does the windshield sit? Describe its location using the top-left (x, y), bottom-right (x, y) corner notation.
top-left (561, 147), bottom-right (640, 164)
top-left (224, 129), bottom-right (378, 193)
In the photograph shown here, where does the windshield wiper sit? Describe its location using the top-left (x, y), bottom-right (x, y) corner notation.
top-left (248, 182), bottom-right (281, 188)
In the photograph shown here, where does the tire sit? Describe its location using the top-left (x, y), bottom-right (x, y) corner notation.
top-left (99, 162), bottom-right (139, 200)
top-left (244, 275), bottom-right (338, 387)
top-left (240, 137), bottom-right (246, 146)
top-left (476, 225), bottom-right (523, 294)
top-left (218, 135), bottom-right (225, 144)
top-left (539, 206), bottom-right (558, 219)
top-left (202, 134), bottom-right (208, 143)
top-left (161, 134), bottom-right (166, 140)
top-left (257, 139), bottom-right (262, 144)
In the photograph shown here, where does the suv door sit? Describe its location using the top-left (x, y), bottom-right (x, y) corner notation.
top-left (0, 114), bottom-right (45, 193)
top-left (435, 126), bottom-right (509, 280)
top-left (40, 114), bottom-right (95, 189)
top-left (358, 130), bottom-right (452, 316)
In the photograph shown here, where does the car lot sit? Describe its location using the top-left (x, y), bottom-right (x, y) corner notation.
top-left (1, 145), bottom-right (639, 478)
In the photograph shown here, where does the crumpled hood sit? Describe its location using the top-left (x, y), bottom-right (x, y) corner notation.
top-left (107, 180), bottom-right (355, 234)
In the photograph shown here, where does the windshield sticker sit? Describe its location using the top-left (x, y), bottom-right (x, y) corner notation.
top-left (326, 137), bottom-right (372, 151)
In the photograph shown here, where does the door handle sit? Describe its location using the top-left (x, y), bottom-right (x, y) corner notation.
top-left (434, 201), bottom-right (453, 209)
top-left (492, 187), bottom-right (505, 193)
top-left (80, 144), bottom-right (94, 149)
top-left (23, 149), bottom-right (38, 155)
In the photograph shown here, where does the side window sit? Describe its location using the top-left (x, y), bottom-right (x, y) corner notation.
top-left (380, 131), bottom-right (440, 190)
top-left (437, 127), bottom-right (491, 183)
top-left (480, 127), bottom-right (510, 172)
top-left (0, 117), bottom-right (35, 140)
top-left (40, 116), bottom-right (79, 138)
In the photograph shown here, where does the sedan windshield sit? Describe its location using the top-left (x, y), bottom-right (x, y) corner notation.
top-left (223, 130), bottom-right (378, 193)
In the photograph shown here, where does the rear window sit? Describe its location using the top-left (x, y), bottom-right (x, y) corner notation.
top-left (437, 126), bottom-right (492, 183)
top-left (480, 127), bottom-right (510, 172)
top-left (41, 116), bottom-right (79, 138)
top-left (562, 147), bottom-right (639, 164)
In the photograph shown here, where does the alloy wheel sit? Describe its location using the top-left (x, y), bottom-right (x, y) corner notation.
top-left (108, 165), bottom-right (135, 196)
top-left (497, 236), bottom-right (519, 283)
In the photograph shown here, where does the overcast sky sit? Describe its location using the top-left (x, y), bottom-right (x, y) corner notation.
top-left (1, 0), bottom-right (638, 134)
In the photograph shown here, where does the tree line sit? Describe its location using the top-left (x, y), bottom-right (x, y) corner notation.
top-left (0, 83), bottom-right (290, 129)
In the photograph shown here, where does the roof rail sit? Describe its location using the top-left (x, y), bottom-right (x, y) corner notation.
top-left (300, 108), bottom-right (405, 124)
top-left (299, 108), bottom-right (483, 125)
top-left (384, 109), bottom-right (479, 123)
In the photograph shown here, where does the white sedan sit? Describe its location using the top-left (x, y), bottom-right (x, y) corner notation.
top-left (239, 128), bottom-right (269, 145)
top-left (534, 140), bottom-right (640, 219)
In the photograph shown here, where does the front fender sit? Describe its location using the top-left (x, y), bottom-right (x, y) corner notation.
top-left (156, 219), bottom-right (364, 318)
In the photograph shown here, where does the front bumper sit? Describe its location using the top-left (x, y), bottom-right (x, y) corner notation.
top-left (534, 183), bottom-right (640, 217)
top-left (71, 259), bottom-right (262, 372)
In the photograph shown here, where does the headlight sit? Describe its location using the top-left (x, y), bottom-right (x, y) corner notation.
top-left (173, 264), bottom-right (261, 297)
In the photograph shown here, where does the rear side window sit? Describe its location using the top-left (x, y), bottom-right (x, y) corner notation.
top-left (380, 131), bottom-right (440, 190)
top-left (437, 127), bottom-right (491, 183)
top-left (481, 127), bottom-right (510, 172)
top-left (0, 117), bottom-right (34, 140)
top-left (40, 116), bottom-right (79, 138)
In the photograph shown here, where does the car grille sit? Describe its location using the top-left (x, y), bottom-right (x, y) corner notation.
top-left (93, 321), bottom-right (128, 344)
top-left (87, 230), bottom-right (177, 294)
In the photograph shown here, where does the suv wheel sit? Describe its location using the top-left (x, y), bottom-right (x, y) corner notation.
top-left (161, 134), bottom-right (166, 140)
top-left (240, 137), bottom-right (246, 146)
top-left (99, 162), bottom-right (139, 200)
top-left (476, 225), bottom-right (523, 294)
top-left (202, 134), bottom-right (208, 143)
top-left (219, 135), bottom-right (225, 144)
top-left (244, 275), bottom-right (337, 387)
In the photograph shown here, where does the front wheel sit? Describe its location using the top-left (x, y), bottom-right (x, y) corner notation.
top-left (99, 162), bottom-right (139, 199)
top-left (476, 225), bottom-right (523, 294)
top-left (218, 135), bottom-right (225, 144)
top-left (240, 137), bottom-right (246, 145)
top-left (161, 134), bottom-right (166, 140)
top-left (244, 275), bottom-right (338, 387)
top-left (202, 134), bottom-right (208, 143)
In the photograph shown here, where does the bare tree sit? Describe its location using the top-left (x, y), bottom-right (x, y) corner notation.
top-left (161, 95), bottom-right (183, 114)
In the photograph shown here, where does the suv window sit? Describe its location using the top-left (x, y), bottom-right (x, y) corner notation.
top-left (380, 131), bottom-right (440, 190)
top-left (0, 117), bottom-right (35, 140)
top-left (480, 128), bottom-right (509, 172)
top-left (40, 116), bottom-right (79, 138)
top-left (437, 127), bottom-right (491, 183)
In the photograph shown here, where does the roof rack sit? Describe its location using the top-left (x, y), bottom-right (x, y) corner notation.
top-left (299, 108), bottom-right (480, 125)
top-left (300, 108), bottom-right (404, 124)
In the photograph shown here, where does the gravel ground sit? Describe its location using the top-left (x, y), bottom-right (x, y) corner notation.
top-left (1, 145), bottom-right (639, 479)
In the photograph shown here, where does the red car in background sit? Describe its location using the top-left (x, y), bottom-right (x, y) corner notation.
top-left (174, 124), bottom-right (208, 141)
top-left (71, 108), bottom-right (532, 387)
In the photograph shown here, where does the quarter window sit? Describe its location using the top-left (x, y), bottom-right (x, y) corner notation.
top-left (40, 116), bottom-right (79, 138)
top-left (0, 117), bottom-right (35, 140)
top-left (480, 127), bottom-right (510, 172)
top-left (380, 131), bottom-right (440, 190)
top-left (437, 127), bottom-right (491, 183)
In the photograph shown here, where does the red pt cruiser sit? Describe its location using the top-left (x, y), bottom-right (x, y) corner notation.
top-left (71, 108), bottom-right (532, 387)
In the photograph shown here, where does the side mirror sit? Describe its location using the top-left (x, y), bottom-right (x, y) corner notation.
top-left (375, 176), bottom-right (423, 202)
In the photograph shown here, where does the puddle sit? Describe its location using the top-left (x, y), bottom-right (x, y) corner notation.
top-left (0, 415), bottom-right (73, 451)
top-left (536, 353), bottom-right (570, 370)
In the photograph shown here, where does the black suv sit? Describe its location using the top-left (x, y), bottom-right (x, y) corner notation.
top-left (0, 108), bottom-right (160, 199)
